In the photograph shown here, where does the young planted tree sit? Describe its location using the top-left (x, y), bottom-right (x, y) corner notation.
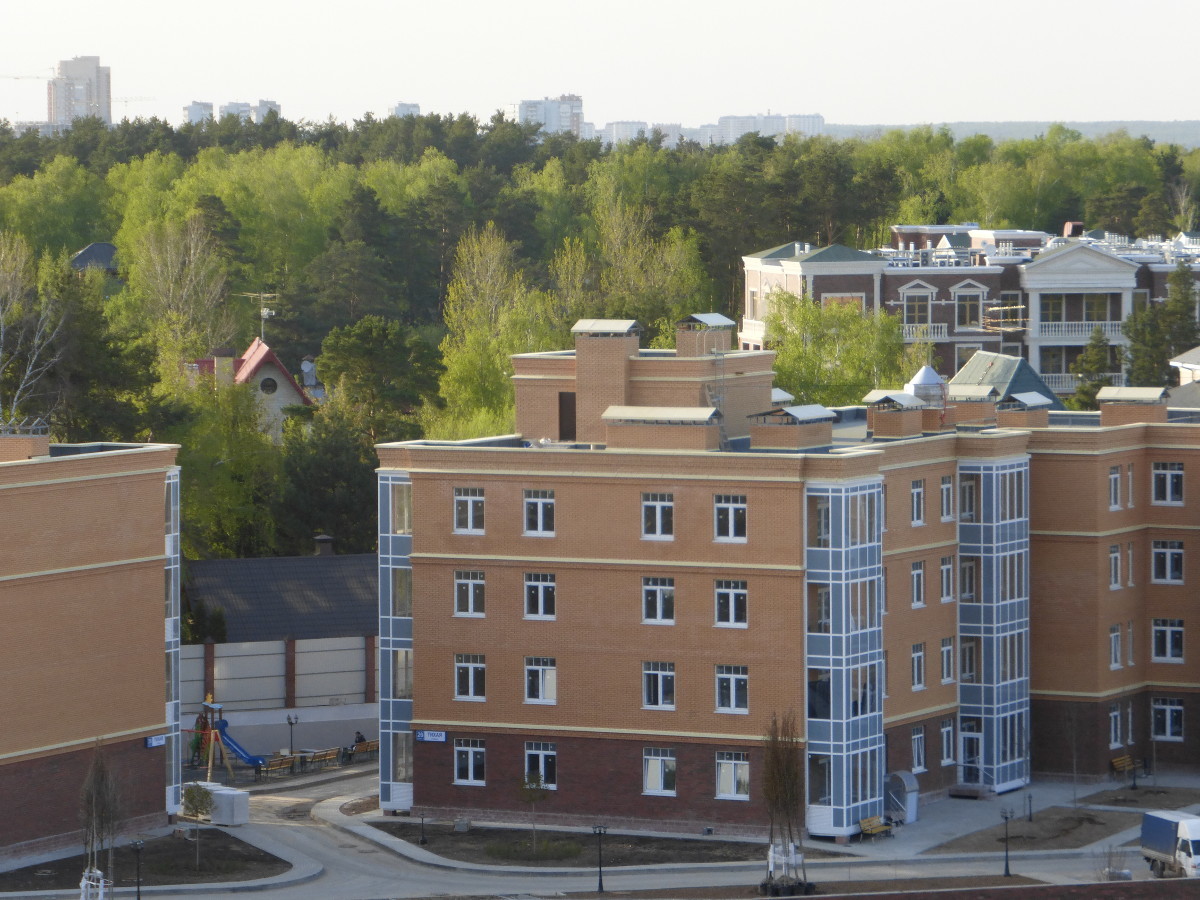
top-left (762, 710), bottom-right (807, 887)
top-left (80, 739), bottom-right (122, 882)
top-left (519, 771), bottom-right (551, 856)
top-left (181, 783), bottom-right (214, 870)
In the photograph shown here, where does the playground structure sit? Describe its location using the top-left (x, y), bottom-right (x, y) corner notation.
top-left (185, 694), bottom-right (267, 781)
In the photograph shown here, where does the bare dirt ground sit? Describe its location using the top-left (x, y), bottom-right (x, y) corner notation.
top-left (0, 828), bottom-right (289, 892)
top-left (926, 806), bottom-right (1142, 854)
top-left (1080, 785), bottom-right (1200, 809)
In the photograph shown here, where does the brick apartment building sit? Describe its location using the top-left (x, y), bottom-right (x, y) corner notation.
top-left (375, 315), bottom-right (1200, 839)
top-left (741, 226), bottom-right (1200, 395)
top-left (0, 431), bottom-right (181, 860)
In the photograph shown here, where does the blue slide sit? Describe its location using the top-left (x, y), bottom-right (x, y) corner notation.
top-left (215, 719), bottom-right (268, 768)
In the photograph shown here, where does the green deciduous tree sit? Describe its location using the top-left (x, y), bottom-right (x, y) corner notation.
top-left (766, 290), bottom-right (927, 406)
top-left (0, 232), bottom-right (65, 421)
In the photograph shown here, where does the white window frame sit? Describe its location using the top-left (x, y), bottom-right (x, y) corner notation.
top-left (453, 487), bottom-right (485, 534)
top-left (714, 494), bottom-right (748, 542)
top-left (940, 637), bottom-right (955, 684)
top-left (911, 561), bottom-right (925, 608)
top-left (1152, 462), bottom-right (1184, 505)
top-left (1109, 703), bottom-right (1122, 749)
top-left (642, 492), bottom-right (674, 541)
top-left (940, 718), bottom-right (955, 765)
top-left (1127, 463), bottom-right (1135, 508)
top-left (940, 475), bottom-right (954, 521)
top-left (524, 656), bottom-right (557, 704)
top-left (454, 738), bottom-right (485, 785)
top-left (524, 573), bottom-right (557, 619)
top-left (960, 557), bottom-right (976, 601)
top-left (911, 479), bottom-right (925, 525)
top-left (1127, 621), bottom-right (1135, 666)
top-left (642, 577), bottom-right (675, 624)
top-left (911, 643), bottom-right (926, 691)
top-left (454, 570), bottom-right (485, 617)
top-left (525, 741), bottom-right (557, 789)
top-left (1153, 618), bottom-right (1184, 662)
top-left (911, 726), bottom-right (927, 773)
top-left (1152, 540), bottom-right (1184, 584)
top-left (523, 489), bottom-right (556, 536)
top-left (1127, 542), bottom-right (1135, 586)
top-left (715, 665), bottom-right (749, 714)
top-left (454, 653), bottom-right (485, 701)
top-left (1109, 625), bottom-right (1122, 670)
top-left (1152, 697), bottom-right (1184, 742)
top-left (1108, 466), bottom-right (1121, 510)
top-left (1109, 545), bottom-right (1121, 590)
top-left (715, 580), bottom-right (748, 628)
top-left (939, 556), bottom-right (954, 603)
top-left (643, 747), bottom-right (677, 795)
top-left (715, 751), bottom-right (749, 800)
top-left (643, 661), bottom-right (675, 710)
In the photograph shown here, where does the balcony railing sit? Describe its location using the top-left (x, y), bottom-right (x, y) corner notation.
top-left (902, 323), bottom-right (948, 341)
top-left (1040, 372), bottom-right (1126, 393)
top-left (1035, 321), bottom-right (1124, 339)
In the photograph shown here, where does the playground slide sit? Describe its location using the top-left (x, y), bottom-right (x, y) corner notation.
top-left (214, 719), bottom-right (268, 768)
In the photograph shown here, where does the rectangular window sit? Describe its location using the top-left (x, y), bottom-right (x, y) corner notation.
top-left (960, 557), bottom-right (977, 601)
top-left (714, 494), bottom-right (748, 542)
top-left (1152, 541), bottom-right (1184, 583)
top-left (715, 580), bottom-right (748, 627)
top-left (911, 561), bottom-right (925, 607)
top-left (813, 496), bottom-right (832, 547)
top-left (959, 477), bottom-right (976, 523)
top-left (1153, 462), bottom-right (1184, 504)
top-left (454, 738), bottom-right (485, 784)
top-left (524, 489), bottom-right (556, 536)
top-left (1109, 625), bottom-right (1122, 669)
top-left (940, 556), bottom-right (955, 602)
top-left (1041, 295), bottom-right (1064, 322)
top-left (941, 637), bottom-right (955, 683)
top-left (524, 657), bottom-right (557, 704)
top-left (716, 665), bottom-right (749, 713)
top-left (1109, 703), bottom-right (1122, 748)
top-left (643, 747), bottom-right (677, 795)
top-left (524, 573), bottom-right (556, 619)
top-left (956, 292), bottom-right (982, 329)
top-left (1128, 621), bottom-right (1135, 666)
top-left (940, 476), bottom-right (954, 521)
top-left (1153, 698), bottom-right (1184, 741)
top-left (391, 482), bottom-right (412, 534)
top-left (453, 487), bottom-right (485, 534)
top-left (525, 741), bottom-right (557, 789)
top-left (454, 654), bottom-right (485, 700)
top-left (911, 643), bottom-right (926, 691)
top-left (642, 577), bottom-right (675, 624)
top-left (643, 662), bottom-right (675, 709)
top-left (1109, 466), bottom-right (1121, 510)
top-left (642, 493), bottom-right (674, 540)
top-left (940, 718), bottom-right (955, 765)
top-left (1153, 618), bottom-right (1184, 662)
top-left (911, 479), bottom-right (925, 525)
top-left (1127, 464), bottom-right (1135, 508)
top-left (715, 751), bottom-right (749, 800)
top-left (454, 570), bottom-right (485, 616)
top-left (1109, 546), bottom-right (1121, 590)
top-left (911, 726), bottom-right (926, 772)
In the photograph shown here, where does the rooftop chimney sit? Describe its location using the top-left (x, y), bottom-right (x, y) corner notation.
top-left (313, 534), bottom-right (335, 556)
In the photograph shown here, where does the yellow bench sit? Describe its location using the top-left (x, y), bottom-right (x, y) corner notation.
top-left (1112, 755), bottom-right (1140, 776)
top-left (859, 815), bottom-right (893, 840)
top-left (261, 755), bottom-right (294, 780)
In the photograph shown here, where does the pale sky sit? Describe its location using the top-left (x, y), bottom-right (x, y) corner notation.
top-left (1, 0), bottom-right (1195, 130)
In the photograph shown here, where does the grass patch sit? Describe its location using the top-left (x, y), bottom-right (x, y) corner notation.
top-left (484, 837), bottom-right (583, 861)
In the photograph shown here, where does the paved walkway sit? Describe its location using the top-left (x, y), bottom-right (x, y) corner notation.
top-left (5, 767), bottom-right (1200, 897)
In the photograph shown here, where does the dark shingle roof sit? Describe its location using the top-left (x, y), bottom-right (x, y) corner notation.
top-left (70, 242), bottom-right (118, 272)
top-left (184, 554), bottom-right (377, 643)
top-left (949, 351), bottom-right (1065, 410)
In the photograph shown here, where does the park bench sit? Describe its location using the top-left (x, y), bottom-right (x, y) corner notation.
top-left (349, 739), bottom-right (379, 762)
top-left (1112, 754), bottom-right (1142, 777)
top-left (858, 815), bottom-right (893, 840)
top-left (260, 755), bottom-right (294, 780)
top-left (308, 748), bottom-right (340, 771)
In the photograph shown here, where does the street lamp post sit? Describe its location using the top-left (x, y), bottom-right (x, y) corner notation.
top-left (592, 825), bottom-right (607, 893)
top-left (286, 714), bottom-right (299, 755)
top-left (419, 814), bottom-right (427, 845)
top-left (132, 840), bottom-right (144, 900)
top-left (1000, 807), bottom-right (1014, 877)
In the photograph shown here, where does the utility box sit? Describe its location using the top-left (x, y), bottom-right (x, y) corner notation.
top-left (208, 788), bottom-right (250, 826)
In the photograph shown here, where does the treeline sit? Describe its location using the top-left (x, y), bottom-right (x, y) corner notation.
top-left (1, 113), bottom-right (1199, 559)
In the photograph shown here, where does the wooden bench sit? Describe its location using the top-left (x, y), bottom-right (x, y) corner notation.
top-left (859, 815), bottom-right (893, 840)
top-left (1112, 755), bottom-right (1141, 776)
top-left (349, 739), bottom-right (379, 762)
top-left (308, 748), bottom-right (341, 771)
top-left (260, 755), bottom-right (294, 780)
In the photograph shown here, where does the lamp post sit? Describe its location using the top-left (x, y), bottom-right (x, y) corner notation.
top-left (419, 813), bottom-right (427, 845)
top-left (592, 824), bottom-right (607, 893)
top-left (132, 840), bottom-right (144, 900)
top-left (1000, 807), bottom-right (1014, 877)
top-left (286, 714), bottom-right (299, 755)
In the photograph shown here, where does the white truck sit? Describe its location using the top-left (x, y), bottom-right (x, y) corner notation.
top-left (1141, 810), bottom-right (1200, 878)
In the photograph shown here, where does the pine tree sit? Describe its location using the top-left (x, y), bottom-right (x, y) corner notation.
top-left (1069, 326), bottom-right (1118, 409)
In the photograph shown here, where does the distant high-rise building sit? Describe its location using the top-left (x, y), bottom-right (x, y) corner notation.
top-left (218, 100), bottom-right (281, 124)
top-left (184, 101), bottom-right (213, 124)
top-left (392, 102), bottom-right (421, 118)
top-left (513, 94), bottom-right (584, 137)
top-left (47, 56), bottom-right (111, 130)
top-left (219, 101), bottom-right (253, 121)
top-left (253, 99), bottom-right (281, 123)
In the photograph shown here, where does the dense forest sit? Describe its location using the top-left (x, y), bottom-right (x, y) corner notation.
top-left (1, 111), bottom-right (1198, 559)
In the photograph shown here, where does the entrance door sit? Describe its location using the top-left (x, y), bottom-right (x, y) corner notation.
top-left (960, 733), bottom-right (982, 784)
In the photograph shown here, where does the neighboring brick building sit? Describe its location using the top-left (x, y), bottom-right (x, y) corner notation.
top-left (741, 227), bottom-right (1200, 395)
top-left (375, 317), bottom-right (1200, 839)
top-left (0, 431), bottom-right (181, 861)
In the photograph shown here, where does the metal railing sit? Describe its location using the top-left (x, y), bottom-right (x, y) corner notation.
top-left (902, 323), bottom-right (948, 340)
top-left (1040, 372), bottom-right (1126, 392)
top-left (1034, 321), bottom-right (1124, 339)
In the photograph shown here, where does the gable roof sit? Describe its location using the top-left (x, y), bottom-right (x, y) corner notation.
top-left (796, 244), bottom-right (880, 264)
top-left (949, 351), bottom-right (1065, 410)
top-left (70, 242), bottom-right (118, 272)
top-left (183, 553), bottom-right (377, 643)
top-left (193, 338), bottom-right (313, 406)
top-left (1170, 346), bottom-right (1200, 368)
top-left (1023, 239), bottom-right (1139, 271)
